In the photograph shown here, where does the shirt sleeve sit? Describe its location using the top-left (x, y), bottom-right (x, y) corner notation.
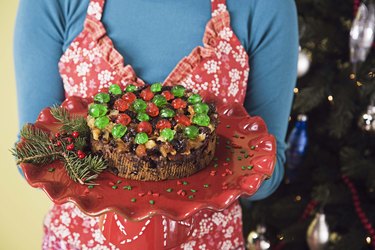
top-left (14, 0), bottom-right (67, 128)
top-left (243, 0), bottom-right (299, 200)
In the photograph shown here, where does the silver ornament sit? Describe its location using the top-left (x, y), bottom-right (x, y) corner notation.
top-left (247, 224), bottom-right (271, 250)
top-left (350, 2), bottom-right (375, 72)
top-left (298, 48), bottom-right (311, 78)
top-left (359, 102), bottom-right (375, 132)
top-left (307, 212), bottom-right (330, 250)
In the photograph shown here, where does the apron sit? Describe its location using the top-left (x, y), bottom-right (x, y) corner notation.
top-left (44, 0), bottom-right (250, 249)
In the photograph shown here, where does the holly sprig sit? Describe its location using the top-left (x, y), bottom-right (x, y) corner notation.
top-left (11, 107), bottom-right (108, 185)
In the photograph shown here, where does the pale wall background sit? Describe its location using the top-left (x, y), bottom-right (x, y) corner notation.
top-left (0, 1), bottom-right (53, 249)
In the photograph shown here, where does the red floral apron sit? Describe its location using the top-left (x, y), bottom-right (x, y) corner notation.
top-left (44, 0), bottom-right (250, 249)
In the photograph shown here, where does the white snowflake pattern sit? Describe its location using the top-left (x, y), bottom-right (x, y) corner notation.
top-left (98, 69), bottom-right (114, 85)
top-left (217, 41), bottom-right (232, 56)
top-left (204, 60), bottom-right (220, 74)
top-left (76, 62), bottom-right (92, 77)
top-left (87, 1), bottom-right (102, 20)
top-left (212, 3), bottom-right (227, 17)
top-left (220, 240), bottom-right (234, 250)
top-left (198, 243), bottom-right (207, 250)
top-left (229, 69), bottom-right (241, 82)
top-left (218, 27), bottom-right (233, 41)
top-left (62, 75), bottom-right (78, 96)
top-left (181, 240), bottom-right (196, 250)
top-left (232, 45), bottom-right (248, 68)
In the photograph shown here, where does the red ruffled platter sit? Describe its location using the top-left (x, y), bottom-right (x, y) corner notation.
top-left (20, 97), bottom-right (276, 222)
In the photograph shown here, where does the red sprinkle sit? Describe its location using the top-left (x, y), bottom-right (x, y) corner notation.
top-left (225, 169), bottom-right (233, 175)
top-left (177, 180), bottom-right (183, 185)
top-left (210, 170), bottom-right (217, 176)
top-left (109, 181), bottom-right (115, 186)
top-left (152, 193), bottom-right (160, 197)
top-left (222, 185), bottom-right (228, 190)
top-left (116, 114), bottom-right (131, 126)
top-left (221, 173), bottom-right (227, 177)
top-left (177, 190), bottom-right (186, 196)
top-left (138, 192), bottom-right (145, 197)
top-left (147, 191), bottom-right (153, 195)
top-left (122, 92), bottom-right (137, 103)
top-left (84, 189), bottom-right (90, 194)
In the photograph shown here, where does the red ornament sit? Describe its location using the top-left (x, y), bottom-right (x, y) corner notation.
top-left (156, 119), bottom-right (172, 130)
top-left (140, 87), bottom-right (154, 101)
top-left (172, 98), bottom-right (187, 109)
top-left (72, 131), bottom-right (79, 138)
top-left (162, 91), bottom-right (174, 101)
top-left (122, 92), bottom-right (137, 103)
top-left (137, 121), bottom-right (153, 135)
top-left (66, 144), bottom-right (74, 151)
top-left (116, 114), bottom-right (131, 126)
top-left (55, 132), bottom-right (61, 138)
top-left (114, 99), bottom-right (130, 112)
top-left (174, 114), bottom-right (191, 126)
top-left (146, 102), bottom-right (159, 117)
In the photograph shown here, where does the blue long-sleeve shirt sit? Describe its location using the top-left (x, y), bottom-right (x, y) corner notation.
top-left (14, 0), bottom-right (298, 200)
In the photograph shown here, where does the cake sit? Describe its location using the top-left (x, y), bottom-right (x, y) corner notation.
top-left (87, 83), bottom-right (218, 181)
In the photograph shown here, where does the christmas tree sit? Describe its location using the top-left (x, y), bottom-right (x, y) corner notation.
top-left (246, 1), bottom-right (375, 250)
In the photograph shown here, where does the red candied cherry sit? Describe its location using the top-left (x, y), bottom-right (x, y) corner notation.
top-left (72, 131), bottom-right (79, 138)
top-left (116, 114), bottom-right (131, 126)
top-left (114, 99), bottom-right (130, 112)
top-left (146, 102), bottom-right (159, 117)
top-left (162, 91), bottom-right (174, 101)
top-left (122, 92), bottom-right (137, 103)
top-left (137, 121), bottom-right (153, 135)
top-left (140, 87), bottom-right (154, 101)
top-left (175, 114), bottom-right (191, 126)
top-left (156, 119), bottom-right (172, 130)
top-left (172, 98), bottom-right (187, 109)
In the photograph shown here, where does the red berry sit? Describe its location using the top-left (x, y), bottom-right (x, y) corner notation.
top-left (114, 99), bottom-right (130, 111)
top-left (156, 119), bottom-right (172, 130)
top-left (72, 131), bottom-right (79, 138)
top-left (122, 92), bottom-right (137, 103)
top-left (55, 132), bottom-right (61, 138)
top-left (146, 102), bottom-right (159, 117)
top-left (172, 98), bottom-right (187, 109)
top-left (116, 114), bottom-right (131, 126)
top-left (66, 137), bottom-right (73, 143)
top-left (137, 121), bottom-right (153, 135)
top-left (66, 143), bottom-right (74, 151)
top-left (77, 150), bottom-right (84, 155)
top-left (78, 153), bottom-right (86, 159)
top-left (174, 114), bottom-right (191, 126)
top-left (162, 91), bottom-right (174, 101)
top-left (56, 141), bottom-right (62, 146)
top-left (140, 87), bottom-right (154, 101)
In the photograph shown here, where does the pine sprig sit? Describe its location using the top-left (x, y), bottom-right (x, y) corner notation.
top-left (50, 106), bottom-right (90, 137)
top-left (13, 106), bottom-right (108, 185)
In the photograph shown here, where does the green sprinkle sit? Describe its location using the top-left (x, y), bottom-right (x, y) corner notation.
top-left (248, 165), bottom-right (254, 170)
top-left (251, 145), bottom-right (256, 150)
top-left (131, 198), bottom-right (137, 202)
top-left (241, 166), bottom-right (246, 170)
top-left (226, 158), bottom-right (231, 162)
top-left (88, 185), bottom-right (94, 189)
top-left (166, 188), bottom-right (173, 192)
top-left (225, 145), bottom-right (231, 149)
top-left (226, 140), bottom-right (231, 144)
top-left (230, 149), bottom-right (235, 153)
top-left (123, 185), bottom-right (132, 190)
top-left (190, 189), bottom-right (197, 193)
top-left (237, 156), bottom-right (242, 161)
top-left (188, 195), bottom-right (194, 199)
top-left (183, 181), bottom-right (188, 185)
top-left (112, 185), bottom-right (118, 189)
top-left (116, 180), bottom-right (122, 184)
top-left (240, 150), bottom-right (246, 154)
top-left (214, 163), bottom-right (219, 168)
top-left (214, 157), bottom-right (218, 161)
top-left (149, 200), bottom-right (155, 205)
top-left (48, 168), bottom-right (55, 172)
top-left (226, 125), bottom-right (231, 128)
top-left (233, 134), bottom-right (239, 138)
top-left (203, 184), bottom-right (209, 188)
top-left (244, 154), bottom-right (249, 159)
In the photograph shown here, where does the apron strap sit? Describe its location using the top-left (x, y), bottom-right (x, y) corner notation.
top-left (211, 0), bottom-right (227, 16)
top-left (85, 0), bottom-right (106, 21)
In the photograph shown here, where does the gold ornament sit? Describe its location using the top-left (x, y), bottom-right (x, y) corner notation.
top-left (247, 224), bottom-right (271, 250)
